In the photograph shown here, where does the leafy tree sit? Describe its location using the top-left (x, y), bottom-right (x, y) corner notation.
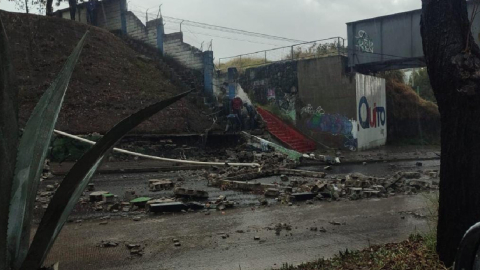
top-left (422, 0), bottom-right (480, 266)
top-left (409, 68), bottom-right (436, 103)
top-left (4, 0), bottom-right (36, 13)
top-left (4, 0), bottom-right (79, 16)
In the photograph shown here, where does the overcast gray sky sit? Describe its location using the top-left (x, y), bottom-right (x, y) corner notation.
top-left (0, 0), bottom-right (421, 60)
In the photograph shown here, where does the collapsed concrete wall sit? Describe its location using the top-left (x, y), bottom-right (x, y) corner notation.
top-left (234, 56), bottom-right (386, 151)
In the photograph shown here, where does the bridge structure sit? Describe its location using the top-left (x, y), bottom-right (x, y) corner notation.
top-left (347, 1), bottom-right (480, 73)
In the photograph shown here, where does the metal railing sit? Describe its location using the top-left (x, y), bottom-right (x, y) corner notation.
top-left (217, 37), bottom-right (346, 71)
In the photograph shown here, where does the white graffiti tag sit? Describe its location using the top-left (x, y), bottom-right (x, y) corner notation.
top-left (355, 30), bottom-right (374, 53)
top-left (301, 104), bottom-right (325, 115)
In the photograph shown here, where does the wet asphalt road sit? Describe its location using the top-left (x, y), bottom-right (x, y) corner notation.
top-left (38, 159), bottom-right (439, 269)
top-left (43, 194), bottom-right (432, 270)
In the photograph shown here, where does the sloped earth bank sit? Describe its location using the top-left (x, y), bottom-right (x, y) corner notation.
top-left (1, 11), bottom-right (213, 134)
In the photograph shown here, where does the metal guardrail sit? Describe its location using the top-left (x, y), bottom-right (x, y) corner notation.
top-left (217, 37), bottom-right (346, 71)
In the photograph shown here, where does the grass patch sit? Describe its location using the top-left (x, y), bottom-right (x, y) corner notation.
top-left (218, 57), bottom-right (269, 72)
top-left (423, 192), bottom-right (439, 254)
top-left (276, 235), bottom-right (446, 270)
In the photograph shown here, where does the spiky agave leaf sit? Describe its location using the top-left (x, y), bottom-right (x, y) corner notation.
top-left (0, 14), bottom-right (18, 270)
top-left (20, 90), bottom-right (191, 270)
top-left (8, 32), bottom-right (89, 269)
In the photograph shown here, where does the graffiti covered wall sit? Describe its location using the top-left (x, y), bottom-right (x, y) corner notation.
top-left (295, 56), bottom-right (359, 151)
top-left (298, 106), bottom-right (358, 151)
top-left (225, 56), bottom-right (386, 152)
top-left (355, 73), bottom-right (387, 150)
top-left (241, 62), bottom-right (298, 123)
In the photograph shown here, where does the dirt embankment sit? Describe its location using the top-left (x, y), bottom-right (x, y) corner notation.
top-left (387, 79), bottom-right (440, 144)
top-left (1, 11), bottom-right (213, 134)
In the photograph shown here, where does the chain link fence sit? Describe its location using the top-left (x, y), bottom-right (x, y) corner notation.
top-left (218, 37), bottom-right (346, 71)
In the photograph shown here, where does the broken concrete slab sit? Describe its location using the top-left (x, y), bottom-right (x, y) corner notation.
top-left (310, 181), bottom-right (327, 193)
top-left (130, 197), bottom-right (152, 208)
top-left (407, 179), bottom-right (432, 189)
top-left (146, 198), bottom-right (175, 206)
top-left (149, 202), bottom-right (188, 213)
top-left (403, 172), bottom-right (422, 179)
top-left (264, 188), bottom-right (280, 197)
top-left (98, 241), bottom-right (118, 248)
top-left (149, 179), bottom-right (174, 191)
top-left (90, 191), bottom-right (109, 202)
top-left (124, 190), bottom-right (136, 201)
top-left (126, 244), bottom-right (141, 249)
top-left (291, 192), bottom-right (316, 201)
top-left (186, 202), bottom-right (205, 210)
top-left (174, 187), bottom-right (209, 199)
top-left (102, 193), bottom-right (115, 204)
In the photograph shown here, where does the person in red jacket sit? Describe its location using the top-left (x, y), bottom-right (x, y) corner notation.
top-left (231, 96), bottom-right (243, 129)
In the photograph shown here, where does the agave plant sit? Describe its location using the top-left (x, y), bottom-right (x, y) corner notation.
top-left (0, 16), bottom-right (190, 270)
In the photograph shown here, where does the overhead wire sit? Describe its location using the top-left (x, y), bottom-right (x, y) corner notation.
top-left (163, 26), bottom-right (284, 47)
top-left (130, 8), bottom-right (305, 43)
top-left (162, 15), bottom-right (306, 43)
top-left (129, 8), bottom-right (411, 63)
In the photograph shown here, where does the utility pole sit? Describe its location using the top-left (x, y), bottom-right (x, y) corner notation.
top-left (24, 0), bottom-right (29, 13)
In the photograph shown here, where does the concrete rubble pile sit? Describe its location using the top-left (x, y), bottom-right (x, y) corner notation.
top-left (63, 175), bottom-right (224, 215)
top-left (279, 170), bottom-right (439, 202)
top-left (35, 159), bottom-right (56, 210)
top-left (205, 167), bottom-right (438, 205)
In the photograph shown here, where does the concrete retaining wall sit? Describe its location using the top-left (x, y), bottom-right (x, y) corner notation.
top-left (355, 74), bottom-right (387, 150)
top-left (164, 32), bottom-right (204, 71)
top-left (296, 56), bottom-right (358, 151)
top-left (55, 0), bottom-right (123, 31)
top-left (55, 0), bottom-right (214, 93)
top-left (124, 12), bottom-right (159, 47)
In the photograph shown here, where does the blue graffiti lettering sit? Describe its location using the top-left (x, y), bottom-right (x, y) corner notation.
top-left (358, 96), bottom-right (386, 129)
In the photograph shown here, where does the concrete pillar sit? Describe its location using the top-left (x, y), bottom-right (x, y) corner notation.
top-left (203, 51), bottom-right (214, 96)
top-left (156, 18), bottom-right (164, 55)
top-left (227, 67), bottom-right (237, 99)
top-left (119, 0), bottom-right (127, 34)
